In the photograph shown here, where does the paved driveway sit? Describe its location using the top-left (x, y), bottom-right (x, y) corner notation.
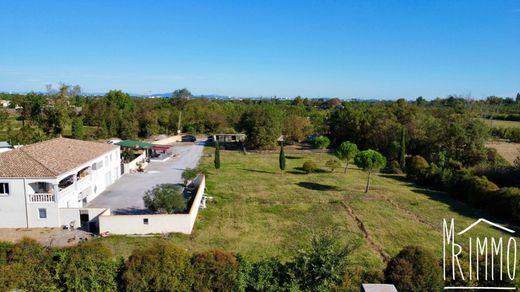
top-left (86, 140), bottom-right (205, 214)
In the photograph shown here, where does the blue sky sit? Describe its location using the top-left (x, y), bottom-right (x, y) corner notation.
top-left (0, 1), bottom-right (519, 99)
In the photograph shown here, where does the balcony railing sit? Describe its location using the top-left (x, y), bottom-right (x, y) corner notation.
top-left (76, 175), bottom-right (91, 191)
top-left (28, 193), bottom-right (55, 203)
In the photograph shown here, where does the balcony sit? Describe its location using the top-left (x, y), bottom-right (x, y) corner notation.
top-left (76, 174), bottom-right (91, 192)
top-left (28, 193), bottom-right (55, 203)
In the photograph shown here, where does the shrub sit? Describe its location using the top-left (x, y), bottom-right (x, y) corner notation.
top-left (385, 246), bottom-right (442, 292)
top-left (487, 188), bottom-right (520, 223)
top-left (143, 184), bottom-right (187, 214)
top-left (388, 160), bottom-right (403, 174)
top-left (191, 250), bottom-right (239, 291)
top-left (325, 159), bottom-right (341, 172)
top-left (406, 155), bottom-right (429, 179)
top-left (182, 168), bottom-right (199, 185)
top-left (292, 235), bottom-right (352, 291)
top-left (55, 242), bottom-right (119, 291)
top-left (122, 241), bottom-right (194, 291)
top-left (302, 160), bottom-right (317, 174)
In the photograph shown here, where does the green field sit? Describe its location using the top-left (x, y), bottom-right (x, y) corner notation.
top-left (482, 118), bottom-right (520, 128)
top-left (99, 148), bottom-right (516, 269)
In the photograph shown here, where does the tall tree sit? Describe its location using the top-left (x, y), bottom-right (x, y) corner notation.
top-left (71, 117), bottom-right (85, 139)
top-left (314, 136), bottom-right (330, 158)
top-left (354, 150), bottom-right (386, 193)
top-left (399, 127), bottom-right (406, 170)
top-left (172, 88), bottom-right (192, 99)
top-left (279, 142), bottom-right (286, 173)
top-left (335, 141), bottom-right (359, 173)
top-left (214, 140), bottom-right (221, 170)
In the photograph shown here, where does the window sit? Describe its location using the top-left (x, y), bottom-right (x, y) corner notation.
top-left (38, 208), bottom-right (47, 219)
top-left (143, 218), bottom-right (149, 225)
top-left (0, 183), bottom-right (9, 195)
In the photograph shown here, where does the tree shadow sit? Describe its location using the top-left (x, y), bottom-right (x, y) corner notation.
top-left (292, 167), bottom-right (329, 174)
top-left (113, 207), bottom-right (153, 215)
top-left (297, 182), bottom-right (339, 191)
top-left (286, 155), bottom-right (302, 160)
top-left (239, 168), bottom-right (276, 174)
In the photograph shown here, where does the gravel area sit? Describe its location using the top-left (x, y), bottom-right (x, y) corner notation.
top-left (86, 141), bottom-right (205, 214)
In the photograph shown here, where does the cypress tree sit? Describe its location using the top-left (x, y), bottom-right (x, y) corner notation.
top-left (399, 127), bottom-right (406, 170)
top-left (214, 140), bottom-right (221, 170)
top-left (279, 142), bottom-right (286, 173)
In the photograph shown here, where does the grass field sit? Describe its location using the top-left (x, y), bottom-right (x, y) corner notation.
top-left (481, 118), bottom-right (520, 128)
top-left (99, 148), bottom-right (517, 269)
top-left (486, 141), bottom-right (520, 164)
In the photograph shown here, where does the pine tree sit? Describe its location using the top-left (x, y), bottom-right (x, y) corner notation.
top-left (279, 142), bottom-right (286, 173)
top-left (214, 140), bottom-right (221, 170)
top-left (71, 117), bottom-right (84, 139)
top-left (399, 127), bottom-right (406, 170)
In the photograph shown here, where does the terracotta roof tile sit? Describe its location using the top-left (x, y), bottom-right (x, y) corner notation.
top-left (0, 138), bottom-right (118, 178)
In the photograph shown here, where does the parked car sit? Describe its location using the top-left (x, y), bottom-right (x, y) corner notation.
top-left (182, 135), bottom-right (196, 142)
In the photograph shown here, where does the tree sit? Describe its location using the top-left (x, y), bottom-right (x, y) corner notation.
top-left (214, 140), bottom-right (221, 170)
top-left (314, 136), bottom-right (330, 157)
top-left (143, 184), bottom-right (187, 214)
top-left (325, 159), bottom-right (341, 172)
top-left (71, 117), bottom-right (84, 139)
top-left (284, 115), bottom-right (312, 143)
top-left (172, 88), bottom-right (192, 99)
top-left (181, 168), bottom-right (199, 185)
top-left (191, 250), bottom-right (239, 291)
top-left (0, 109), bottom-right (8, 129)
top-left (335, 141), bottom-right (359, 173)
top-left (279, 142), bottom-right (286, 173)
top-left (238, 106), bottom-right (282, 149)
top-left (385, 246), bottom-right (442, 292)
top-left (292, 234), bottom-right (352, 291)
top-left (354, 150), bottom-right (386, 193)
top-left (399, 127), bottom-right (406, 170)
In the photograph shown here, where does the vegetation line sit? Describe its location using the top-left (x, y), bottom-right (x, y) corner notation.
top-left (339, 200), bottom-right (390, 262)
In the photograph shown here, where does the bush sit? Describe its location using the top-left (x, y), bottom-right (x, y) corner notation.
top-left (143, 184), bottom-right (187, 214)
top-left (325, 159), bottom-right (341, 172)
top-left (406, 155), bottom-right (429, 179)
top-left (487, 188), bottom-right (520, 223)
top-left (191, 250), bottom-right (239, 291)
top-left (122, 241), bottom-right (193, 291)
top-left (387, 160), bottom-right (403, 174)
top-left (54, 242), bottom-right (119, 291)
top-left (385, 246), bottom-right (442, 292)
top-left (181, 168), bottom-right (199, 185)
top-left (302, 160), bottom-right (317, 174)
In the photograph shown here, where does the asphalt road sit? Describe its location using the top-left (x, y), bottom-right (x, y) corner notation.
top-left (86, 140), bottom-right (205, 214)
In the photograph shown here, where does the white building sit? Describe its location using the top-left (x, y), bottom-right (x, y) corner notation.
top-left (0, 138), bottom-right (121, 228)
top-left (0, 100), bottom-right (10, 108)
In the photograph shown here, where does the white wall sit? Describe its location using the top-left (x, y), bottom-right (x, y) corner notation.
top-left (122, 152), bottom-right (146, 174)
top-left (99, 175), bottom-right (205, 235)
top-left (0, 178), bottom-right (28, 228)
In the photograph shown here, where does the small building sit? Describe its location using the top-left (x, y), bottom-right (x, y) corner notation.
top-left (0, 100), bottom-right (10, 108)
top-left (361, 284), bottom-right (398, 292)
top-left (208, 133), bottom-right (246, 143)
top-left (0, 138), bottom-right (121, 228)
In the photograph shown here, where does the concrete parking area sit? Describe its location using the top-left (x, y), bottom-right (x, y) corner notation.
top-left (86, 140), bottom-right (205, 214)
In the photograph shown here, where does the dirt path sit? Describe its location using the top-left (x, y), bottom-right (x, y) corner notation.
top-left (340, 201), bottom-right (390, 262)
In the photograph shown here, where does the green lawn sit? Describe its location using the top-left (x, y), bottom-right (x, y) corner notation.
top-left (481, 118), bottom-right (520, 128)
top-left (99, 148), bottom-right (517, 269)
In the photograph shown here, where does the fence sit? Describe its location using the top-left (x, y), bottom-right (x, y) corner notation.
top-left (98, 175), bottom-right (206, 235)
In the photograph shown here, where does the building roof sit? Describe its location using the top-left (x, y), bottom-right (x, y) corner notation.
top-left (0, 138), bottom-right (118, 178)
top-left (116, 140), bottom-right (155, 149)
top-left (0, 141), bottom-right (11, 148)
top-left (361, 284), bottom-right (398, 292)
